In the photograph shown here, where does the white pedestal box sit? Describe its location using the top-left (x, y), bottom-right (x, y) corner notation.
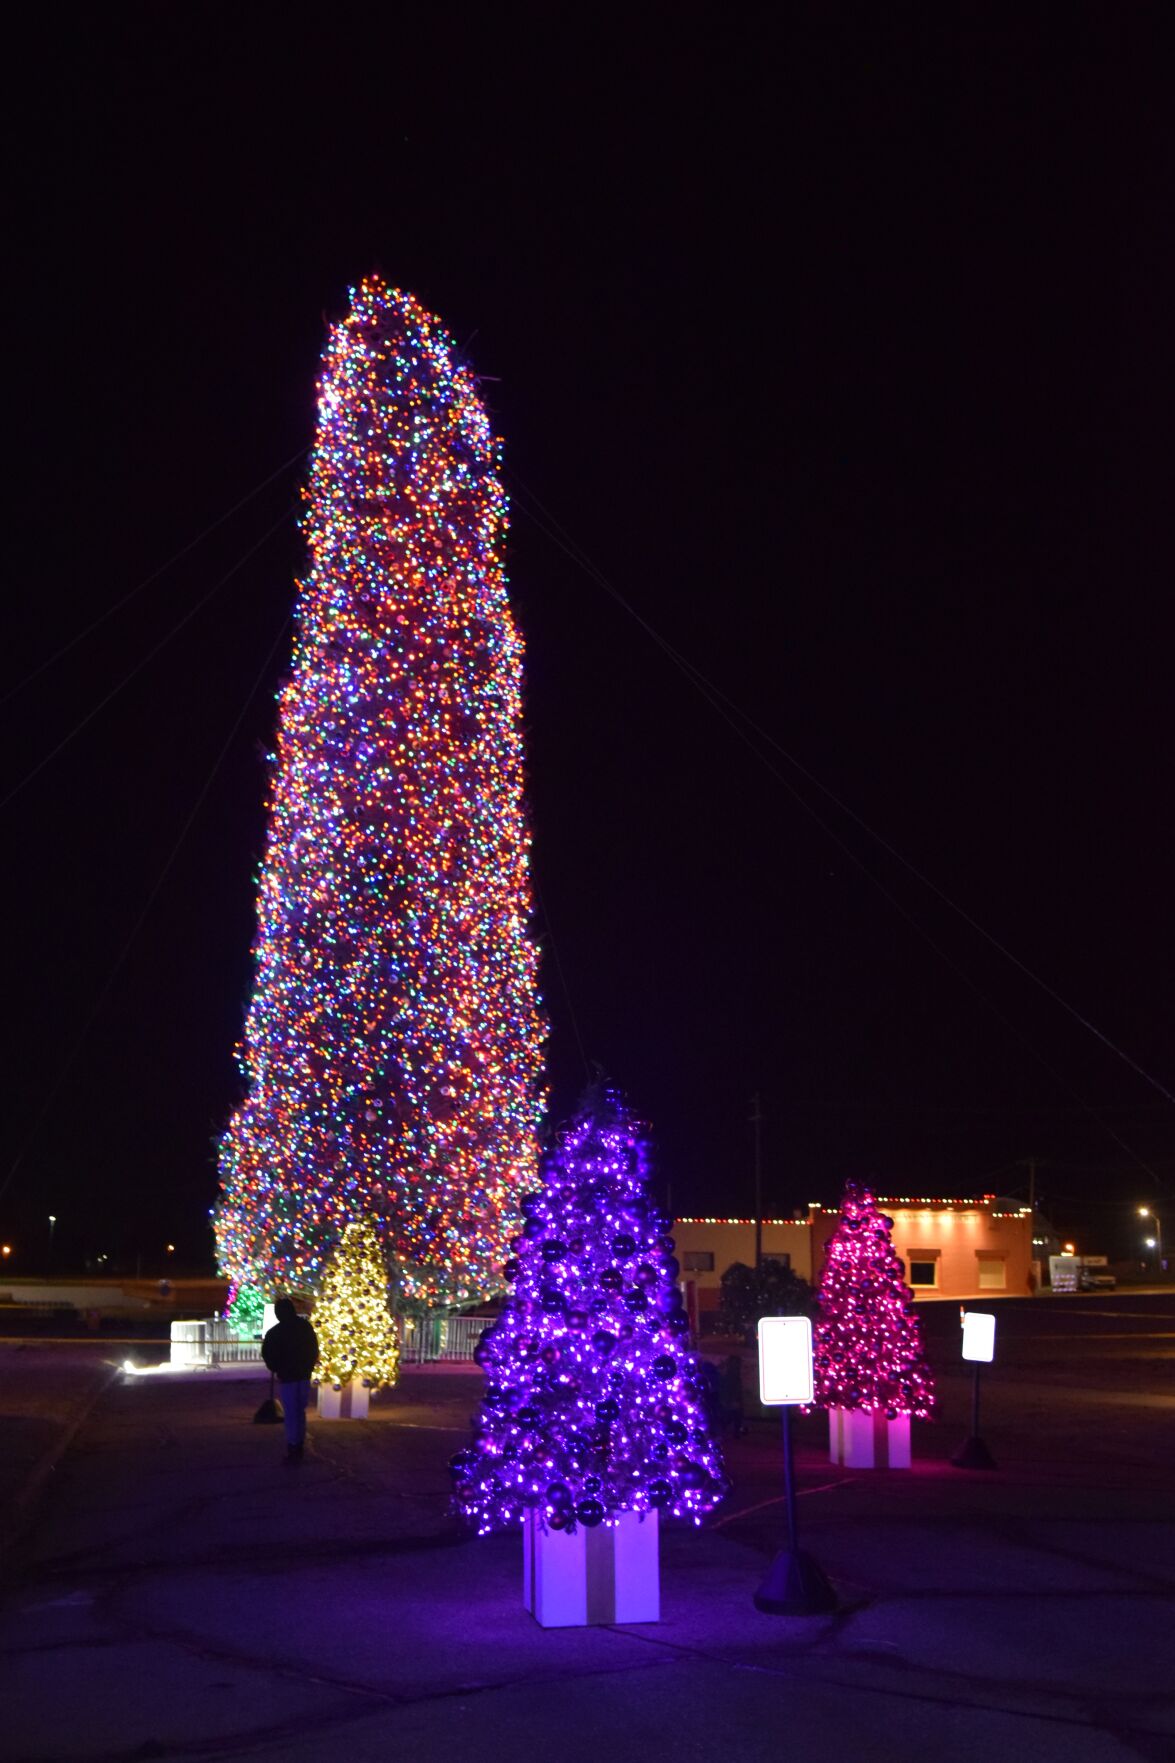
top-left (828, 1407), bottom-right (911, 1469)
top-left (316, 1378), bottom-right (370, 1420)
top-left (169, 1320), bottom-right (207, 1367)
top-left (168, 1318), bottom-right (239, 1368)
top-left (523, 1508), bottom-right (660, 1627)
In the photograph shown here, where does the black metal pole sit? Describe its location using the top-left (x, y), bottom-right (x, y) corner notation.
top-left (751, 1092), bottom-right (763, 1268)
top-left (952, 1359), bottom-right (996, 1469)
top-left (782, 1404), bottom-right (799, 1553)
top-left (753, 1403), bottom-right (837, 1615)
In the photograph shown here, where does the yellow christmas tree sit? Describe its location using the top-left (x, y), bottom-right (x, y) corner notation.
top-left (313, 1219), bottom-right (401, 1390)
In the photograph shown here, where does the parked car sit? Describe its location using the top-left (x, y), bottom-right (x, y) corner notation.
top-left (1079, 1268), bottom-right (1116, 1290)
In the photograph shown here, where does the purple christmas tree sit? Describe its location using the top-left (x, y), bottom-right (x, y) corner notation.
top-left (813, 1181), bottom-right (935, 1418)
top-left (450, 1086), bottom-right (727, 1535)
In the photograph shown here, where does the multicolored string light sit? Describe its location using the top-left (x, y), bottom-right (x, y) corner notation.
top-left (216, 278), bottom-right (545, 1306)
top-left (450, 1086), bottom-right (728, 1535)
top-left (812, 1181), bottom-right (935, 1418)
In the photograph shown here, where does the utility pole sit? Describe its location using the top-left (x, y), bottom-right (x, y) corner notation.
top-left (750, 1093), bottom-right (763, 1267)
top-left (1022, 1157), bottom-right (1040, 1293)
top-left (1018, 1156), bottom-right (1038, 1234)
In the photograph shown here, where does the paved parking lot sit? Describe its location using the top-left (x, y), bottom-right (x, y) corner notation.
top-left (2, 1293), bottom-right (1172, 1761)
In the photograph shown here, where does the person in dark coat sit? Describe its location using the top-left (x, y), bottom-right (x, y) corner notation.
top-left (262, 1297), bottom-right (319, 1462)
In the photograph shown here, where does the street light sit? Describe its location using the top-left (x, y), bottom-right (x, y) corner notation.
top-left (1138, 1207), bottom-right (1164, 1276)
top-left (48, 1214), bottom-right (57, 1270)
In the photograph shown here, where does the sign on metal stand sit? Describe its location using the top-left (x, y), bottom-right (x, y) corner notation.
top-left (753, 1316), bottom-right (837, 1615)
top-left (951, 1309), bottom-right (998, 1470)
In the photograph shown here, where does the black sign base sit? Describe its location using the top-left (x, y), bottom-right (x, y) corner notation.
top-left (754, 1548), bottom-right (838, 1616)
top-left (951, 1434), bottom-right (997, 1469)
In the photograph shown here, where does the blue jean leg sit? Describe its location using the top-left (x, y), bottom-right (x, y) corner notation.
top-left (278, 1379), bottom-right (311, 1448)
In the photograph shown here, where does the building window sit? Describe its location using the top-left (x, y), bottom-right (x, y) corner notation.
top-left (977, 1256), bottom-right (1007, 1290)
top-left (907, 1252), bottom-right (939, 1287)
top-left (682, 1250), bottom-right (715, 1272)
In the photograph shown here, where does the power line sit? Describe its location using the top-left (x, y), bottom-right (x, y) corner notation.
top-left (1, 445), bottom-right (307, 706)
top-left (1, 510), bottom-right (292, 813)
top-left (0, 606), bottom-right (293, 1205)
top-left (513, 473), bottom-right (1172, 1109)
top-left (509, 475), bottom-right (1169, 1183)
top-left (532, 870), bottom-right (591, 1081)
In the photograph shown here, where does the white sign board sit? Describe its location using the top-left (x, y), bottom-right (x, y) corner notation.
top-left (961, 1311), bottom-right (995, 1363)
top-left (757, 1315), bottom-right (814, 1405)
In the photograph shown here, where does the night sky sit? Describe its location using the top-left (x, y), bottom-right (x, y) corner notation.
top-left (5, 8), bottom-right (1171, 1275)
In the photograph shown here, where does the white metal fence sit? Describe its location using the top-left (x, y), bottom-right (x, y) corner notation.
top-left (208, 1335), bottom-right (264, 1365)
top-left (169, 1318), bottom-right (262, 1367)
top-left (170, 1312), bottom-right (487, 1369)
top-left (399, 1312), bottom-right (487, 1365)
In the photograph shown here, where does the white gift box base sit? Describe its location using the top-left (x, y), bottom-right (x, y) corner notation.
top-left (523, 1508), bottom-right (660, 1627)
top-left (828, 1406), bottom-right (911, 1469)
top-left (317, 1378), bottom-right (370, 1420)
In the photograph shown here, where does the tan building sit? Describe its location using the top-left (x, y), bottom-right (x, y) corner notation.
top-left (673, 1217), bottom-right (813, 1333)
top-left (808, 1195), bottom-right (1035, 1299)
top-left (675, 1194), bottom-right (1035, 1330)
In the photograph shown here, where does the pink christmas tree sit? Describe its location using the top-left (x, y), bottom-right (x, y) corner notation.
top-left (813, 1182), bottom-right (935, 1418)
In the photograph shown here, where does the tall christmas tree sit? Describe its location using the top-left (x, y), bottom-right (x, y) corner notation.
top-left (314, 1218), bottom-right (401, 1390)
top-left (450, 1086), bottom-right (727, 1535)
top-left (216, 278), bottom-right (545, 1307)
top-left (813, 1182), bottom-right (935, 1418)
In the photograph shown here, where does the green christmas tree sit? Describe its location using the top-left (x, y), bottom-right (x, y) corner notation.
top-left (227, 1283), bottom-right (266, 1338)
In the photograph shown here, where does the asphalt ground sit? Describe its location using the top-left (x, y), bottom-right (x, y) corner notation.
top-left (1, 1293), bottom-right (1172, 1763)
